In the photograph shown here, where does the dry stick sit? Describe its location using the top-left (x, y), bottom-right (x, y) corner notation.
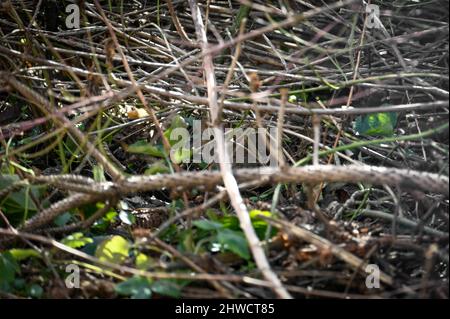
top-left (21, 193), bottom-right (103, 231)
top-left (1, 46), bottom-right (447, 117)
top-left (139, 0), bottom-right (358, 89)
top-left (0, 74), bottom-right (123, 180)
top-left (165, 0), bottom-right (192, 42)
top-left (188, 0), bottom-right (292, 299)
top-left (262, 216), bottom-right (394, 286)
top-left (359, 210), bottom-right (448, 238)
top-left (312, 115), bottom-right (321, 166)
top-left (37, 165), bottom-right (450, 198)
top-left (217, 19), bottom-right (247, 124)
top-left (276, 89), bottom-right (288, 169)
top-left (7, 164), bottom-right (448, 235)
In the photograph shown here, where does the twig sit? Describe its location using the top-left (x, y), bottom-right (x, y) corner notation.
top-left (188, 0), bottom-right (292, 299)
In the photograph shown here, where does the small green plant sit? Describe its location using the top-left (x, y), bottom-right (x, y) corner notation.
top-left (115, 277), bottom-right (184, 299)
top-left (192, 210), bottom-right (277, 260)
top-left (355, 112), bottom-right (398, 137)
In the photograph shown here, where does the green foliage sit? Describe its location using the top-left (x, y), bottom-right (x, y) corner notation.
top-left (115, 277), bottom-right (183, 299)
top-left (164, 115), bottom-right (191, 164)
top-left (88, 203), bottom-right (118, 233)
top-left (127, 140), bottom-right (165, 158)
top-left (115, 276), bottom-right (153, 299)
top-left (355, 112), bottom-right (398, 136)
top-left (135, 253), bottom-right (154, 270)
top-left (192, 220), bottom-right (224, 231)
top-left (220, 210), bottom-right (277, 239)
top-left (192, 210), bottom-right (277, 260)
top-left (126, 116), bottom-right (190, 164)
top-left (93, 165), bottom-right (106, 182)
top-left (28, 284), bottom-right (44, 298)
top-left (0, 175), bottom-right (44, 218)
top-left (0, 252), bottom-right (20, 292)
top-left (151, 279), bottom-right (183, 298)
top-left (62, 233), bottom-right (94, 249)
top-left (53, 212), bottom-right (74, 227)
top-left (217, 229), bottom-right (250, 260)
top-left (144, 161), bottom-right (170, 175)
top-left (95, 236), bottom-right (130, 265)
top-left (9, 249), bottom-right (41, 261)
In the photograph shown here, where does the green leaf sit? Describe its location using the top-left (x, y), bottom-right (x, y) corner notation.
top-left (193, 220), bottom-right (224, 231)
top-left (144, 161), bottom-right (170, 175)
top-left (219, 215), bottom-right (240, 230)
top-left (135, 253), bottom-right (154, 270)
top-left (217, 229), bottom-right (250, 260)
top-left (0, 252), bottom-right (19, 290)
top-left (91, 208), bottom-right (118, 233)
top-left (95, 236), bottom-right (130, 264)
top-left (249, 210), bottom-right (277, 239)
top-left (62, 233), bottom-right (94, 249)
top-left (93, 165), bottom-right (106, 183)
top-left (9, 249), bottom-right (41, 261)
top-left (115, 276), bottom-right (153, 299)
top-left (151, 280), bottom-right (182, 298)
top-left (0, 175), bottom-right (42, 212)
top-left (53, 212), bottom-right (73, 227)
top-left (127, 140), bottom-right (165, 158)
top-left (355, 112), bottom-right (398, 137)
top-left (28, 284), bottom-right (44, 298)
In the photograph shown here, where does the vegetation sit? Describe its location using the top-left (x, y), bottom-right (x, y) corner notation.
top-left (0, 0), bottom-right (448, 299)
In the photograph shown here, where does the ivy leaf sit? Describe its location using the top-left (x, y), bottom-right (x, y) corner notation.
top-left (95, 236), bottom-right (130, 265)
top-left (217, 229), bottom-right (250, 260)
top-left (355, 112), bottom-right (398, 137)
top-left (62, 233), bottom-right (94, 249)
top-left (115, 276), bottom-right (153, 299)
